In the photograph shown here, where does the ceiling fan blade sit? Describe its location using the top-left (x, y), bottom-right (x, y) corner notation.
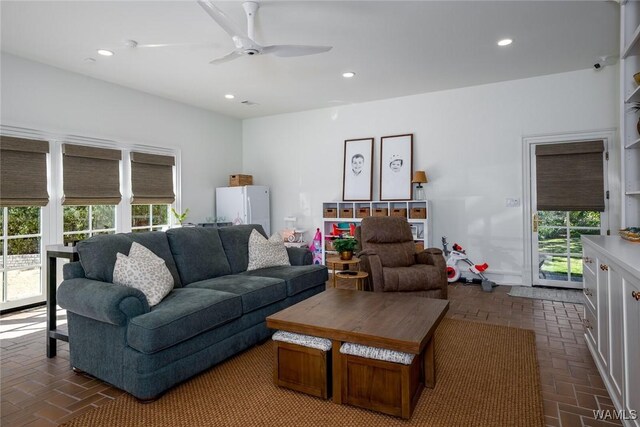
top-left (197, 1), bottom-right (253, 47)
top-left (134, 42), bottom-right (217, 49)
top-left (209, 50), bottom-right (243, 65)
top-left (262, 45), bottom-right (333, 58)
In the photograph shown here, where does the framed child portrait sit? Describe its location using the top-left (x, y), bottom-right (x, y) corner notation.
top-left (342, 138), bottom-right (374, 201)
top-left (380, 134), bottom-right (413, 200)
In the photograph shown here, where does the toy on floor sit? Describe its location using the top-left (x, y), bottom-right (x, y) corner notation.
top-left (311, 228), bottom-right (323, 265)
top-left (441, 236), bottom-right (496, 292)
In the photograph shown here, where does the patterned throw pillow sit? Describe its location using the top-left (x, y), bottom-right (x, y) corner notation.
top-left (113, 242), bottom-right (173, 307)
top-left (246, 229), bottom-right (291, 271)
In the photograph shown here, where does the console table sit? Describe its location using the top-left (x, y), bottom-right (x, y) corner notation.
top-left (46, 244), bottom-right (78, 358)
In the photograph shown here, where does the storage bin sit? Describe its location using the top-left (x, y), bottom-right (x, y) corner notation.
top-left (272, 331), bottom-right (332, 399)
top-left (229, 174), bottom-right (253, 186)
top-left (339, 208), bottom-right (354, 218)
top-left (410, 208), bottom-right (427, 219)
top-left (355, 207), bottom-right (371, 218)
top-left (324, 208), bottom-right (337, 218)
top-left (339, 342), bottom-right (421, 419)
top-left (390, 208), bottom-right (407, 218)
top-left (372, 208), bottom-right (388, 217)
top-left (415, 242), bottom-right (424, 252)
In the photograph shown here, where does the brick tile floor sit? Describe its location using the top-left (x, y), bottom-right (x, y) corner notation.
top-left (0, 282), bottom-right (620, 426)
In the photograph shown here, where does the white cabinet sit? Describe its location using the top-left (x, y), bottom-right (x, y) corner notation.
top-left (620, 0), bottom-right (640, 227)
top-left (582, 236), bottom-right (640, 426)
top-left (321, 200), bottom-right (431, 264)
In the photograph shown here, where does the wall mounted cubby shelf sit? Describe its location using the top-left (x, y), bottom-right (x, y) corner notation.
top-left (321, 200), bottom-right (432, 265)
top-left (620, 0), bottom-right (640, 227)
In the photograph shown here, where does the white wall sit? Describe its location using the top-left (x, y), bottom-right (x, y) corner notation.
top-left (1, 53), bottom-right (242, 223)
top-left (243, 67), bottom-right (619, 284)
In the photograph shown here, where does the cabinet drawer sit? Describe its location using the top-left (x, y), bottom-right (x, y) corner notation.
top-left (582, 246), bottom-right (597, 276)
top-left (584, 303), bottom-right (598, 352)
top-left (583, 266), bottom-right (596, 311)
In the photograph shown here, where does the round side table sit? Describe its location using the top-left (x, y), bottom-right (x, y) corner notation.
top-left (334, 271), bottom-right (369, 291)
top-left (326, 256), bottom-right (361, 288)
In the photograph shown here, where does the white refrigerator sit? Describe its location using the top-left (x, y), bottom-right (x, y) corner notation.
top-left (215, 186), bottom-right (270, 235)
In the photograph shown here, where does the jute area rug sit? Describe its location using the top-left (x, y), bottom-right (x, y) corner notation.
top-left (63, 319), bottom-right (544, 427)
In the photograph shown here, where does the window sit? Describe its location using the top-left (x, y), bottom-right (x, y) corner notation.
top-left (131, 204), bottom-right (170, 233)
top-left (63, 205), bottom-right (116, 245)
top-left (1, 207), bottom-right (42, 302)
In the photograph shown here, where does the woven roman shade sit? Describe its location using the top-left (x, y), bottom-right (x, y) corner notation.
top-left (535, 141), bottom-right (605, 212)
top-left (62, 144), bottom-right (122, 205)
top-left (0, 136), bottom-right (50, 207)
top-left (130, 152), bottom-right (175, 204)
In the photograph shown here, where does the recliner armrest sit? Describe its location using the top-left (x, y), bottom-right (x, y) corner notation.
top-left (58, 278), bottom-right (150, 326)
top-left (416, 248), bottom-right (447, 298)
top-left (357, 250), bottom-right (384, 292)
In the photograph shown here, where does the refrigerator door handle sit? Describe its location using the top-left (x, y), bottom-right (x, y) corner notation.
top-left (247, 196), bottom-right (252, 224)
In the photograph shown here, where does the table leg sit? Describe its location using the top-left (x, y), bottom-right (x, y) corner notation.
top-left (46, 256), bottom-right (57, 358)
top-left (424, 336), bottom-right (435, 388)
top-left (332, 340), bottom-right (342, 404)
top-left (332, 263), bottom-right (336, 288)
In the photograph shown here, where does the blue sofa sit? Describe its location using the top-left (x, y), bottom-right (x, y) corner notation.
top-left (57, 225), bottom-right (328, 400)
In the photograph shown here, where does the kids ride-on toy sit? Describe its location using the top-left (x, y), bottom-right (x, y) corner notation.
top-left (442, 236), bottom-right (496, 292)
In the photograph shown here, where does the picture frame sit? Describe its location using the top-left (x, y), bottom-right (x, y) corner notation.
top-left (380, 134), bottom-right (413, 200)
top-left (342, 138), bottom-right (374, 201)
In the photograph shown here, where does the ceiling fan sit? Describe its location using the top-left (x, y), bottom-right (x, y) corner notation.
top-left (197, 1), bottom-right (332, 65)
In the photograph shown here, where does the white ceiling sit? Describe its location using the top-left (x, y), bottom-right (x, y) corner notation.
top-left (1, 1), bottom-right (619, 119)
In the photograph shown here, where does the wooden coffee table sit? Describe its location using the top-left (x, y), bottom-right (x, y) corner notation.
top-left (266, 289), bottom-right (449, 418)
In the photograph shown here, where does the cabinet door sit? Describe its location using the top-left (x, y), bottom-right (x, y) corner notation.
top-left (623, 276), bottom-right (640, 427)
top-left (597, 256), bottom-right (610, 368)
top-left (608, 267), bottom-right (624, 405)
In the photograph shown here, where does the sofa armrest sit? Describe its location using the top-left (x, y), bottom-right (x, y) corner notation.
top-left (58, 278), bottom-right (150, 326)
top-left (286, 247), bottom-right (312, 266)
top-left (357, 250), bottom-right (385, 292)
top-left (63, 261), bottom-right (85, 280)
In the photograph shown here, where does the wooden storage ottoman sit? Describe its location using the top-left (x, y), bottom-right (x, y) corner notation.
top-left (339, 342), bottom-right (421, 419)
top-left (272, 331), bottom-right (332, 399)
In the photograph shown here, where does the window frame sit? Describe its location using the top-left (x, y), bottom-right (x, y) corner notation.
top-left (0, 125), bottom-right (181, 311)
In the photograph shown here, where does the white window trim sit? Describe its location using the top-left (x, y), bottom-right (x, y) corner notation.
top-left (0, 124), bottom-right (181, 310)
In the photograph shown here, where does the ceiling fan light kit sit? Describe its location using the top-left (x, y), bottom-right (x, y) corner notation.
top-left (197, 0), bottom-right (332, 65)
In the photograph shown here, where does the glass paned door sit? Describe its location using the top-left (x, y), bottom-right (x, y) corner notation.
top-left (534, 211), bottom-right (602, 287)
top-left (1, 207), bottom-right (44, 310)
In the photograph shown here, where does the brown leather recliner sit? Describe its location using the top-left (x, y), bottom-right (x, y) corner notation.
top-left (356, 216), bottom-right (447, 299)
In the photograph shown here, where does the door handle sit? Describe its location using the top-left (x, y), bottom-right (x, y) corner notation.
top-left (533, 213), bottom-right (539, 233)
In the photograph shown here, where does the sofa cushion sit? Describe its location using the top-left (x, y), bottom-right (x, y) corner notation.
top-left (247, 230), bottom-right (290, 271)
top-left (77, 232), bottom-right (181, 287)
top-left (127, 288), bottom-right (241, 354)
top-left (241, 265), bottom-right (328, 297)
top-left (166, 227), bottom-right (232, 285)
top-left (218, 224), bottom-right (267, 274)
top-left (186, 275), bottom-right (286, 314)
top-left (113, 242), bottom-right (174, 307)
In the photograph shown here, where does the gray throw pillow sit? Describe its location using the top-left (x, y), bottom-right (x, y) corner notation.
top-left (113, 242), bottom-right (173, 307)
top-left (247, 229), bottom-right (291, 271)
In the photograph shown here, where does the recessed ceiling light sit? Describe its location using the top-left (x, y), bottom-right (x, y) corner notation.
top-left (497, 39), bottom-right (513, 47)
top-left (225, 94), bottom-right (235, 99)
top-left (97, 49), bottom-right (114, 56)
top-left (342, 72), bottom-right (355, 78)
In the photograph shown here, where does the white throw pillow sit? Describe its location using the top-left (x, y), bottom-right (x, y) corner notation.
top-left (113, 242), bottom-right (173, 307)
top-left (246, 229), bottom-right (291, 271)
